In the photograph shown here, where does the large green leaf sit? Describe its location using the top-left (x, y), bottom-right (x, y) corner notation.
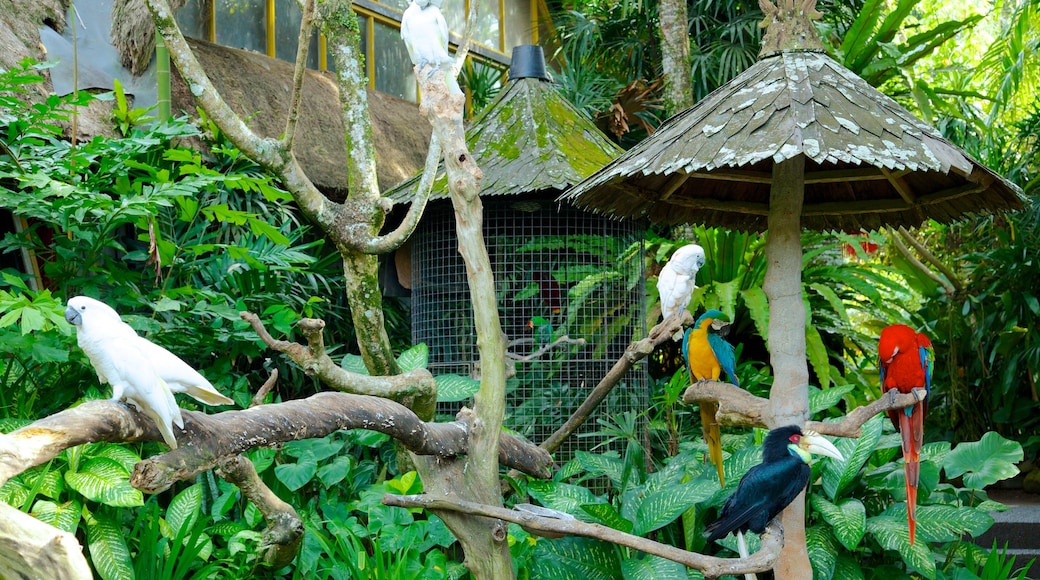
top-left (576, 451), bottom-right (625, 488)
top-left (84, 508), bottom-right (135, 580)
top-left (91, 445), bottom-right (142, 474)
top-left (631, 480), bottom-right (716, 536)
top-left (868, 513), bottom-right (936, 579)
top-left (166, 484), bottom-right (202, 539)
top-left (620, 555), bottom-right (697, 580)
top-left (809, 385), bottom-right (855, 417)
top-left (806, 323), bottom-right (831, 388)
top-left (812, 496), bottom-right (866, 551)
top-left (31, 499), bottom-right (81, 534)
top-left (581, 502), bottom-right (633, 534)
top-left (527, 480), bottom-right (602, 515)
top-left (435, 374), bottom-right (481, 403)
top-left (274, 456), bottom-right (318, 492)
top-left (64, 457), bottom-right (143, 507)
top-left (739, 287), bottom-right (769, 347)
top-left (530, 536), bottom-right (620, 580)
top-left (911, 504), bottom-right (993, 542)
top-left (806, 525), bottom-right (839, 580)
top-left (832, 555), bottom-right (867, 580)
top-left (396, 343), bottom-right (429, 372)
top-left (822, 415), bottom-right (883, 500)
top-left (943, 432), bottom-right (1023, 489)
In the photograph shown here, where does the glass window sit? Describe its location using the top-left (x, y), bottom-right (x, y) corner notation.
top-left (214, 0), bottom-right (266, 54)
top-left (442, 0), bottom-right (465, 39)
top-left (373, 20), bottom-right (416, 101)
top-left (175, 0), bottom-right (211, 40)
top-left (504, 0), bottom-right (532, 52)
top-left (475, 0), bottom-right (500, 50)
top-left (274, 2), bottom-right (319, 69)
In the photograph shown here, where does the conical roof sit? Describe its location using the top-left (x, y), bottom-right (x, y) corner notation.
top-left (560, 49), bottom-right (1023, 231)
top-left (385, 63), bottom-right (622, 202)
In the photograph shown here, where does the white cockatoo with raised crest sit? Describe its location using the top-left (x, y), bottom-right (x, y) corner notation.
top-left (657, 243), bottom-right (707, 340)
top-left (64, 296), bottom-right (233, 448)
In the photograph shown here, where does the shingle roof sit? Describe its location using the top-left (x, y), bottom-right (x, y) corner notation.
top-left (560, 50), bottom-right (1023, 231)
top-left (385, 76), bottom-right (623, 202)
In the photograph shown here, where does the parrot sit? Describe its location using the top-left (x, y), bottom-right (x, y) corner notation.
top-left (64, 296), bottom-right (233, 448)
top-left (705, 426), bottom-right (843, 580)
top-left (400, 0), bottom-right (461, 94)
top-left (657, 244), bottom-right (706, 340)
top-left (683, 309), bottom-right (738, 486)
top-left (878, 323), bottom-right (933, 545)
top-left (528, 316), bottom-right (553, 350)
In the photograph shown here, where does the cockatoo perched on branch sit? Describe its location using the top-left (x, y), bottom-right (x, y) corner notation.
top-left (657, 244), bottom-right (706, 339)
top-left (64, 296), bottom-right (233, 449)
top-left (400, 0), bottom-right (461, 94)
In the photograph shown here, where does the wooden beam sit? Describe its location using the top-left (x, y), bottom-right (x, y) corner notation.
top-left (804, 167), bottom-right (903, 184)
top-left (657, 172), bottom-right (689, 201)
top-left (881, 167), bottom-right (916, 204)
top-left (685, 169), bottom-right (773, 184)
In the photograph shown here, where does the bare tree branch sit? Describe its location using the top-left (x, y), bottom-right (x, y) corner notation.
top-left (540, 312), bottom-right (691, 454)
top-left (252, 369), bottom-right (279, 408)
top-left (0, 501), bottom-right (92, 580)
top-left (382, 494), bottom-right (784, 578)
top-left (805, 388), bottom-right (926, 437)
top-left (889, 227), bottom-right (956, 294)
top-left (217, 455), bottom-right (303, 568)
top-left (897, 226), bottom-right (962, 292)
top-left (361, 134), bottom-right (441, 255)
top-left (682, 380), bottom-right (770, 429)
top-left (282, 0), bottom-right (316, 152)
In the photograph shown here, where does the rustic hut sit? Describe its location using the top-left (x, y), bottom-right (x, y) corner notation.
top-left (386, 46), bottom-right (645, 459)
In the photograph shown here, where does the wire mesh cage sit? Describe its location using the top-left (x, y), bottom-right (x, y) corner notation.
top-left (412, 196), bottom-right (648, 462)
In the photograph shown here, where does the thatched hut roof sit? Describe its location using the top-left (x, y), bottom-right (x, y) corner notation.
top-left (561, 50), bottom-right (1023, 231)
top-left (385, 51), bottom-right (622, 203)
top-left (170, 38), bottom-right (429, 198)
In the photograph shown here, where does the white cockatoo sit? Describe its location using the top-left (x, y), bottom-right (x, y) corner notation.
top-left (657, 244), bottom-right (707, 339)
top-left (64, 296), bottom-right (233, 448)
top-left (400, 0), bottom-right (461, 94)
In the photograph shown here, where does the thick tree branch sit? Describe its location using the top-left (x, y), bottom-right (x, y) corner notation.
top-left (540, 312), bottom-right (692, 454)
top-left (682, 380), bottom-right (770, 429)
top-left (0, 394), bottom-right (552, 493)
top-left (382, 494), bottom-right (783, 578)
top-left (282, 0), bottom-right (316, 152)
top-left (217, 455), bottom-right (303, 568)
top-left (0, 501), bottom-right (92, 580)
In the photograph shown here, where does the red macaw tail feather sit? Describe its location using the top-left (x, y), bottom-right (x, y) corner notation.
top-left (899, 405), bottom-right (923, 544)
top-left (701, 402), bottom-right (725, 486)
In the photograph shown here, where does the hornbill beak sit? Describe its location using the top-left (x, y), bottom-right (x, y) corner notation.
top-left (799, 431), bottom-right (844, 462)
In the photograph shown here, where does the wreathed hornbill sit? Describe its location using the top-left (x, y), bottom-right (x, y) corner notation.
top-left (704, 425), bottom-right (843, 579)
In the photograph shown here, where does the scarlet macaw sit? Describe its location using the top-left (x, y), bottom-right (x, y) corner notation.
top-left (878, 324), bottom-right (933, 544)
top-left (682, 309), bottom-right (738, 485)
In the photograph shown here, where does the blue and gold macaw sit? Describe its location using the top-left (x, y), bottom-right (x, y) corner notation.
top-left (682, 309), bottom-right (739, 485)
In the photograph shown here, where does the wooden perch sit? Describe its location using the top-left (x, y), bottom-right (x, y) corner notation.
top-left (805, 388), bottom-right (927, 437)
top-left (540, 312), bottom-right (691, 454)
top-left (217, 455), bottom-right (302, 568)
top-left (0, 393), bottom-right (552, 493)
top-left (382, 493), bottom-right (783, 578)
top-left (0, 501), bottom-right (92, 580)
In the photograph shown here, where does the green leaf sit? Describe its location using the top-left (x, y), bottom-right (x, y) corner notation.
top-left (64, 458), bottom-right (143, 507)
top-left (31, 499), bottom-right (82, 534)
top-left (913, 504), bottom-right (993, 542)
top-left (943, 432), bottom-right (1023, 489)
top-left (832, 555), bottom-right (866, 580)
top-left (867, 512), bottom-right (936, 578)
top-left (317, 455), bottom-right (354, 488)
top-left (580, 502), bottom-right (633, 534)
top-left (631, 481), bottom-right (716, 536)
top-left (809, 385), bottom-right (855, 417)
top-left (340, 353), bottom-right (369, 375)
top-left (274, 457), bottom-right (318, 491)
top-left (435, 374), bottom-right (481, 403)
top-left (166, 484), bottom-right (202, 539)
top-left (806, 525), bottom-right (839, 580)
top-left (92, 444), bottom-right (142, 473)
top-left (283, 435), bottom-right (345, 461)
top-left (620, 555), bottom-right (694, 580)
top-left (822, 415), bottom-right (882, 500)
top-left (812, 496), bottom-right (866, 550)
top-left (84, 508), bottom-right (135, 580)
top-left (529, 536), bottom-right (620, 580)
top-left (739, 287), bottom-right (769, 347)
top-left (576, 451), bottom-right (625, 488)
top-left (248, 217), bottom-right (291, 246)
top-left (806, 323), bottom-right (831, 388)
top-left (396, 343), bottom-right (429, 372)
top-left (527, 480), bottom-right (603, 515)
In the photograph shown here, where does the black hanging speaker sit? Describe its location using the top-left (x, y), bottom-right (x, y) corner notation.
top-left (508, 45), bottom-right (549, 81)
